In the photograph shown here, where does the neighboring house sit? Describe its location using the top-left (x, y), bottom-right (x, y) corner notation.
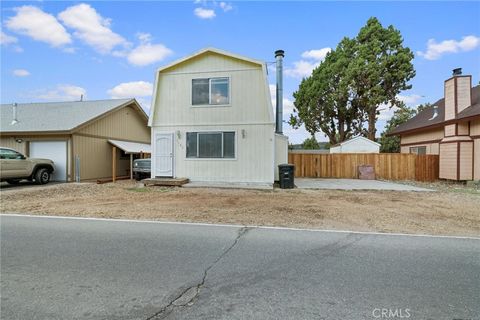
top-left (148, 47), bottom-right (288, 185)
top-left (329, 136), bottom-right (380, 154)
top-left (0, 99), bottom-right (150, 181)
top-left (390, 68), bottom-right (480, 181)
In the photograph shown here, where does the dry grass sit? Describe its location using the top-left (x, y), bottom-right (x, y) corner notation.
top-left (1, 180), bottom-right (479, 237)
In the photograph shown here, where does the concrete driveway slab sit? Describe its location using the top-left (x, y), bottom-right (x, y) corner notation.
top-left (295, 178), bottom-right (434, 191)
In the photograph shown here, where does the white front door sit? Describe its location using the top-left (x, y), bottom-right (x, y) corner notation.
top-left (155, 133), bottom-right (173, 177)
top-left (29, 141), bottom-right (68, 181)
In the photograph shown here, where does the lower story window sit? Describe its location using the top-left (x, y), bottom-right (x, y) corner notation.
top-left (409, 146), bottom-right (427, 155)
top-left (186, 132), bottom-right (235, 158)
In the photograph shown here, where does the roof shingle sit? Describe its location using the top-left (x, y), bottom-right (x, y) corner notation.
top-left (390, 85), bottom-right (480, 135)
top-left (0, 99), bottom-right (135, 133)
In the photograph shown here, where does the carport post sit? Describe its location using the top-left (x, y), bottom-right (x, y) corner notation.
top-left (130, 154), bottom-right (133, 180)
top-left (112, 146), bottom-right (117, 183)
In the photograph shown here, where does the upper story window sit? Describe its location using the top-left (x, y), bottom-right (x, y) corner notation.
top-left (192, 77), bottom-right (229, 106)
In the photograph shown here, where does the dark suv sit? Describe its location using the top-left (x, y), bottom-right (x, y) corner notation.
top-left (133, 158), bottom-right (151, 180)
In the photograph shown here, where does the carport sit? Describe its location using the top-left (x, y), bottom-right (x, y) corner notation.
top-left (108, 140), bottom-right (151, 182)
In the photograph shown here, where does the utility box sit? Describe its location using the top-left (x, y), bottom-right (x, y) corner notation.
top-left (278, 164), bottom-right (295, 189)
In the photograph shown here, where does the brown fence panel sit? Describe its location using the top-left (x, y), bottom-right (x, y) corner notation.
top-left (288, 152), bottom-right (439, 181)
top-left (415, 155), bottom-right (439, 181)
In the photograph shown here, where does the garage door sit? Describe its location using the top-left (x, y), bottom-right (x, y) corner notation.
top-left (29, 141), bottom-right (67, 181)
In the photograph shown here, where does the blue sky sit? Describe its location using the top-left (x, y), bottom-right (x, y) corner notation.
top-left (1, 1), bottom-right (479, 143)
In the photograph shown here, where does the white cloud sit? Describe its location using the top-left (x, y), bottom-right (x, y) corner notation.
top-left (194, 7), bottom-right (216, 19)
top-left (126, 33), bottom-right (173, 66)
top-left (378, 105), bottom-right (399, 121)
top-left (285, 47), bottom-right (331, 78)
top-left (219, 2), bottom-right (233, 12)
top-left (5, 6), bottom-right (71, 47)
top-left (13, 69), bottom-right (30, 77)
top-left (269, 84), bottom-right (295, 117)
top-left (397, 94), bottom-right (423, 106)
top-left (107, 81), bottom-right (153, 99)
top-left (1, 31), bottom-right (18, 45)
top-left (301, 48), bottom-right (331, 60)
top-left (58, 3), bottom-right (128, 54)
top-left (127, 43), bottom-right (173, 66)
top-left (285, 60), bottom-right (319, 78)
top-left (417, 35), bottom-right (480, 60)
top-left (136, 32), bottom-right (152, 43)
top-left (36, 85), bottom-right (86, 101)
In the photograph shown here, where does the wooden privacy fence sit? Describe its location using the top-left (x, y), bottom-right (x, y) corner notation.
top-left (287, 153), bottom-right (439, 182)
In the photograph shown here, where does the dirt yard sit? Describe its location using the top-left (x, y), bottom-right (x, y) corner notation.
top-left (1, 180), bottom-right (479, 237)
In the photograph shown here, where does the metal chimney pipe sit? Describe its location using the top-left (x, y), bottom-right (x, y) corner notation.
top-left (275, 50), bottom-right (284, 134)
top-left (11, 103), bottom-right (18, 125)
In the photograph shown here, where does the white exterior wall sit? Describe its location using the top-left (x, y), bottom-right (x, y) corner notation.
top-left (330, 137), bottom-right (380, 153)
top-left (150, 50), bottom-right (280, 184)
top-left (153, 125), bottom-right (274, 183)
top-left (274, 134), bottom-right (288, 181)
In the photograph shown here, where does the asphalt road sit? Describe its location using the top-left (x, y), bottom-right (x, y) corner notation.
top-left (1, 215), bottom-right (479, 320)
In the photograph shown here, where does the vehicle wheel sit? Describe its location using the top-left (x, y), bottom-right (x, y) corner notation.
top-left (6, 179), bottom-right (21, 185)
top-left (35, 168), bottom-right (50, 185)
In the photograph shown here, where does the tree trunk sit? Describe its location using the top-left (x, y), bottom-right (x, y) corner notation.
top-left (367, 112), bottom-right (376, 141)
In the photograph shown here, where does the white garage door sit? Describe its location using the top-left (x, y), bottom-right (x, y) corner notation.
top-left (29, 141), bottom-right (67, 181)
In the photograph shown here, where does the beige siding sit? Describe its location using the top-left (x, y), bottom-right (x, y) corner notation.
top-left (457, 122), bottom-right (469, 135)
top-left (459, 142), bottom-right (473, 180)
top-left (456, 76), bottom-right (471, 113)
top-left (400, 128), bottom-right (443, 145)
top-left (151, 52), bottom-right (273, 127)
top-left (162, 52), bottom-right (260, 74)
top-left (400, 143), bottom-right (439, 155)
top-left (72, 104), bottom-right (150, 180)
top-left (471, 119), bottom-right (480, 136)
top-left (0, 136), bottom-right (27, 153)
top-left (151, 50), bottom-right (280, 184)
top-left (444, 78), bottom-right (455, 121)
top-left (474, 138), bottom-right (480, 180)
top-left (72, 135), bottom-right (130, 181)
top-left (444, 124), bottom-right (456, 136)
top-left (2, 104), bottom-right (149, 181)
top-left (77, 104), bottom-right (150, 143)
top-left (153, 124), bottom-right (274, 184)
top-left (439, 143), bottom-right (458, 180)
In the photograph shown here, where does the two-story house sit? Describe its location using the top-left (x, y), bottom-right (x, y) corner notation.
top-left (148, 48), bottom-right (288, 186)
top-left (390, 68), bottom-right (480, 181)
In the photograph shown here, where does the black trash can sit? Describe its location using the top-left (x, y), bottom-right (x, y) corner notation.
top-left (278, 164), bottom-right (295, 189)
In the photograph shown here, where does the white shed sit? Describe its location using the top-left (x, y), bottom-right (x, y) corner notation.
top-left (329, 136), bottom-right (380, 154)
top-left (148, 48), bottom-right (288, 186)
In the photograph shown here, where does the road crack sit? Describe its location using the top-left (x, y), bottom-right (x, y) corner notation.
top-left (146, 227), bottom-right (251, 319)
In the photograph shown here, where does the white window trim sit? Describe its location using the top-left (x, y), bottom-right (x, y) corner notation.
top-left (191, 76), bottom-right (231, 107)
top-left (185, 130), bottom-right (237, 161)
